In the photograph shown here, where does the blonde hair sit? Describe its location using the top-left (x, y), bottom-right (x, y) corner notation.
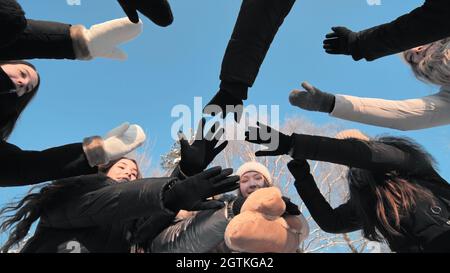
top-left (403, 38), bottom-right (450, 87)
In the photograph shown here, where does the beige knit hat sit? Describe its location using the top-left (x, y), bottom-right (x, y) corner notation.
top-left (335, 129), bottom-right (370, 141)
top-left (236, 161), bottom-right (273, 186)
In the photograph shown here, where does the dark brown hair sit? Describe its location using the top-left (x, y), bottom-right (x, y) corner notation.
top-left (0, 60), bottom-right (40, 140)
top-left (347, 136), bottom-right (448, 243)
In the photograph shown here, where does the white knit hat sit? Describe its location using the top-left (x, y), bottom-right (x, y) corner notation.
top-left (335, 129), bottom-right (370, 141)
top-left (236, 161), bottom-right (273, 186)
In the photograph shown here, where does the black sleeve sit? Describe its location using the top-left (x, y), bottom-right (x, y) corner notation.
top-left (0, 141), bottom-right (96, 187)
top-left (425, 230), bottom-right (450, 253)
top-left (291, 134), bottom-right (429, 173)
top-left (352, 0), bottom-right (450, 61)
top-left (220, 0), bottom-right (295, 100)
top-left (126, 166), bottom-right (191, 247)
top-left (41, 177), bottom-right (177, 229)
top-left (0, 0), bottom-right (27, 48)
top-left (293, 162), bottom-right (361, 233)
top-left (0, 19), bottom-right (75, 60)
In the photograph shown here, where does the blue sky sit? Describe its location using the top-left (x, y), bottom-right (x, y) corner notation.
top-left (1, 0), bottom-right (449, 247)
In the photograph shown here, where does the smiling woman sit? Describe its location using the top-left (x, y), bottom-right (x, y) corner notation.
top-left (236, 161), bottom-right (273, 198)
top-left (0, 62), bottom-right (39, 97)
top-left (0, 60), bottom-right (40, 140)
top-left (0, 61), bottom-right (39, 96)
top-left (0, 0), bottom-right (148, 188)
top-left (0, 162), bottom-right (238, 252)
top-left (102, 157), bottom-right (142, 182)
top-left (151, 161), bottom-right (309, 253)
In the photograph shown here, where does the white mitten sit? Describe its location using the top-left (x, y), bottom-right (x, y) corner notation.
top-left (72, 17), bottom-right (143, 60)
top-left (103, 123), bottom-right (146, 161)
top-left (83, 123), bottom-right (146, 167)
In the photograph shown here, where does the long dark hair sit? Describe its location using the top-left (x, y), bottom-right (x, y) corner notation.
top-left (0, 178), bottom-right (90, 252)
top-left (0, 61), bottom-right (40, 140)
top-left (0, 158), bottom-right (139, 252)
top-left (347, 136), bottom-right (449, 243)
top-left (0, 178), bottom-right (85, 252)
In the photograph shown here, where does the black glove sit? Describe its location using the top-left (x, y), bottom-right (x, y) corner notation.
top-left (281, 196), bottom-right (300, 216)
top-left (163, 166), bottom-right (240, 212)
top-left (179, 118), bottom-right (228, 176)
top-left (117, 0), bottom-right (173, 26)
top-left (289, 82), bottom-right (336, 113)
top-left (323, 27), bottom-right (358, 56)
top-left (204, 88), bottom-right (244, 122)
top-left (245, 122), bottom-right (294, 156)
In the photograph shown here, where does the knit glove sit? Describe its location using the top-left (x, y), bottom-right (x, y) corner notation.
top-left (289, 82), bottom-right (335, 113)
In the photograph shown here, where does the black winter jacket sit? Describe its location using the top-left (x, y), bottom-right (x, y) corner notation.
top-left (290, 134), bottom-right (450, 252)
top-left (0, 141), bottom-right (96, 187)
top-left (0, 0), bottom-right (75, 60)
top-left (350, 0), bottom-right (450, 61)
top-left (21, 173), bottom-right (177, 253)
